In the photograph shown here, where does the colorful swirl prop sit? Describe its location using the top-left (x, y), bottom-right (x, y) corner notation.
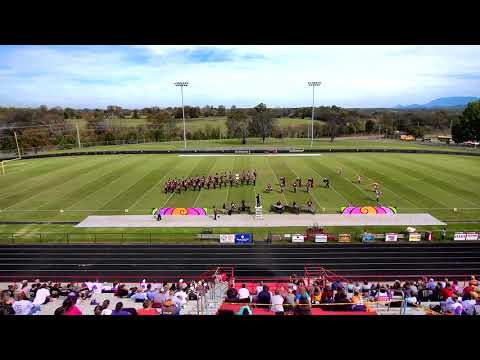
top-left (341, 206), bottom-right (397, 215)
top-left (158, 207), bottom-right (208, 216)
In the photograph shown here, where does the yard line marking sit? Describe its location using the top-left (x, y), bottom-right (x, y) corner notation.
top-left (1, 156), bottom-right (113, 210)
top-left (128, 159), bottom-right (181, 210)
top-left (307, 160), bottom-right (351, 205)
top-left (62, 156), bottom-right (136, 211)
top-left (265, 157), bottom-right (288, 203)
top-left (284, 161), bottom-right (322, 210)
top-left (328, 156), bottom-right (417, 207)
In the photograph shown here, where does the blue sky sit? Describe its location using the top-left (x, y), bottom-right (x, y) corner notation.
top-left (0, 45), bottom-right (479, 109)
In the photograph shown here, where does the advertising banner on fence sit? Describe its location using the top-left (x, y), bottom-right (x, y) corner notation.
top-left (235, 233), bottom-right (252, 244)
top-left (338, 234), bottom-right (352, 243)
top-left (292, 234), bottom-right (304, 243)
top-left (454, 232), bottom-right (467, 241)
top-left (362, 233), bottom-right (375, 242)
top-left (219, 234), bottom-right (235, 244)
top-left (385, 233), bottom-right (398, 242)
top-left (466, 232), bottom-right (479, 241)
top-left (409, 233), bottom-right (421, 242)
top-left (315, 234), bottom-right (328, 243)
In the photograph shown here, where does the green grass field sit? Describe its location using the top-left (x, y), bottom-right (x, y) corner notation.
top-left (68, 116), bottom-right (318, 133)
top-left (1, 152), bottom-right (479, 231)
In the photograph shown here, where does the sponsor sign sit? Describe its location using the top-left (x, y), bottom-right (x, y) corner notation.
top-left (292, 234), bottom-right (304, 243)
top-left (315, 234), bottom-right (328, 243)
top-left (362, 233), bottom-right (375, 242)
top-left (289, 149), bottom-right (304, 153)
top-left (219, 234), bottom-right (235, 244)
top-left (235, 233), bottom-right (252, 244)
top-left (466, 232), bottom-right (479, 241)
top-left (338, 233), bottom-right (352, 243)
top-left (409, 233), bottom-right (421, 242)
top-left (385, 233), bottom-right (398, 242)
top-left (454, 232), bottom-right (467, 241)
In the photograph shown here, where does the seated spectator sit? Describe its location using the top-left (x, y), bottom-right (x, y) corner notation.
top-left (19, 281), bottom-right (30, 299)
top-left (312, 287), bottom-right (322, 304)
top-left (257, 285), bottom-right (271, 306)
top-left (447, 296), bottom-right (464, 315)
top-left (321, 285), bottom-right (334, 303)
top-left (130, 288), bottom-right (148, 303)
top-left (284, 288), bottom-right (296, 312)
top-left (63, 298), bottom-right (83, 316)
top-left (153, 287), bottom-right (169, 307)
top-left (237, 284), bottom-right (250, 303)
top-left (405, 292), bottom-right (418, 307)
top-left (462, 280), bottom-right (478, 300)
top-left (226, 284), bottom-right (239, 302)
top-left (49, 283), bottom-right (61, 298)
top-left (111, 302), bottom-right (131, 316)
top-left (237, 305), bottom-right (252, 315)
top-left (161, 299), bottom-right (178, 315)
top-left (12, 292), bottom-right (39, 315)
top-left (146, 284), bottom-right (157, 301)
top-left (351, 291), bottom-right (363, 305)
top-left (462, 292), bottom-right (478, 315)
top-left (441, 283), bottom-right (454, 300)
top-left (295, 287), bottom-right (311, 303)
top-left (54, 306), bottom-right (65, 315)
top-left (115, 284), bottom-right (129, 298)
top-left (271, 289), bottom-right (284, 314)
top-left (78, 283), bottom-right (92, 300)
top-left (101, 300), bottom-right (112, 315)
top-left (374, 288), bottom-right (389, 302)
top-left (417, 287), bottom-right (432, 303)
top-left (137, 300), bottom-right (159, 315)
top-left (256, 282), bottom-right (264, 295)
top-left (0, 291), bottom-right (16, 315)
top-left (94, 305), bottom-right (103, 315)
top-left (294, 297), bottom-right (312, 315)
top-left (32, 284), bottom-right (51, 306)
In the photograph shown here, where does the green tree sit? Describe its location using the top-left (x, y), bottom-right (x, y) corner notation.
top-left (226, 110), bottom-right (250, 144)
top-left (132, 109), bottom-right (139, 119)
top-left (217, 105), bottom-right (226, 116)
top-left (251, 111), bottom-right (275, 143)
top-left (460, 100), bottom-right (480, 141)
top-left (365, 119), bottom-right (375, 133)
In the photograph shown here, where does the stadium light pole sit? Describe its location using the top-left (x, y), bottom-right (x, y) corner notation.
top-left (308, 81), bottom-right (321, 147)
top-left (175, 81), bottom-right (189, 149)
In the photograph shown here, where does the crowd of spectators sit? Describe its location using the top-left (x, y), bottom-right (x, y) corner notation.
top-left (0, 278), bottom-right (211, 316)
top-left (223, 275), bottom-right (480, 315)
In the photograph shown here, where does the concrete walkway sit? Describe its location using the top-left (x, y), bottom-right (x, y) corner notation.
top-left (76, 213), bottom-right (445, 228)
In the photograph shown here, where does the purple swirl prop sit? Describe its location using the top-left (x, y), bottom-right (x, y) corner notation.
top-left (341, 206), bottom-right (397, 215)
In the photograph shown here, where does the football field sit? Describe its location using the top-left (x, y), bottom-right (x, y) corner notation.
top-left (1, 152), bottom-right (479, 223)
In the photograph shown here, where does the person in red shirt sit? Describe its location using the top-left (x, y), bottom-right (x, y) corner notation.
top-left (136, 300), bottom-right (159, 316)
top-left (63, 298), bottom-right (83, 316)
top-left (440, 283), bottom-right (454, 300)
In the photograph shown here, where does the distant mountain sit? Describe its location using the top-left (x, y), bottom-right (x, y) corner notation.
top-left (395, 96), bottom-right (479, 109)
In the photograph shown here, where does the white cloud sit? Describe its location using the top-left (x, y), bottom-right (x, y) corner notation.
top-left (0, 45), bottom-right (479, 108)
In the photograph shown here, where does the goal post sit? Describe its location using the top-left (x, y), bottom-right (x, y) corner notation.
top-left (1, 157), bottom-right (21, 175)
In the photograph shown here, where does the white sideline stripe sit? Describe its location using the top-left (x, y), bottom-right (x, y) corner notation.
top-left (178, 154), bottom-right (324, 157)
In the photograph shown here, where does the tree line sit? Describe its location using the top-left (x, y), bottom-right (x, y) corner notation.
top-left (0, 102), bottom-right (473, 153)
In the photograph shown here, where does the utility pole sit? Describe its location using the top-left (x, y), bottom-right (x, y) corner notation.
top-left (175, 81), bottom-right (189, 149)
top-left (308, 81), bottom-right (322, 147)
top-left (13, 130), bottom-right (21, 159)
top-left (75, 120), bottom-right (82, 149)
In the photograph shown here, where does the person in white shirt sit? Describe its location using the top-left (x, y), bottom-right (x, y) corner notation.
top-left (32, 284), bottom-right (51, 306)
top-left (256, 282), bottom-right (264, 295)
top-left (271, 289), bottom-right (284, 314)
top-left (100, 299), bottom-right (112, 315)
top-left (174, 289), bottom-right (188, 306)
top-left (238, 284), bottom-right (250, 303)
